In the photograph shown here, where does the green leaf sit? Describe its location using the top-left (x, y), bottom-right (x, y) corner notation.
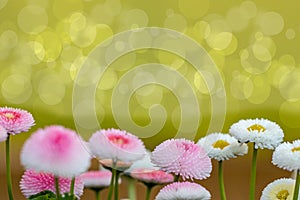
top-left (28, 190), bottom-right (56, 200)
top-left (28, 191), bottom-right (78, 200)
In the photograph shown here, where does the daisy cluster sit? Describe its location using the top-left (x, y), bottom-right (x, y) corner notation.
top-left (1, 106), bottom-right (300, 200)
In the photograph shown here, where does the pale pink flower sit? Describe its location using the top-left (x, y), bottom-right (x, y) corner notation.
top-left (80, 170), bottom-right (120, 189)
top-left (89, 128), bottom-right (146, 163)
top-left (0, 107), bottom-right (34, 134)
top-left (20, 169), bottom-right (84, 198)
top-left (0, 125), bottom-right (7, 142)
top-left (151, 139), bottom-right (212, 180)
top-left (125, 150), bottom-right (157, 174)
top-left (155, 182), bottom-right (211, 200)
top-left (21, 125), bottom-right (91, 177)
top-left (130, 169), bottom-right (174, 185)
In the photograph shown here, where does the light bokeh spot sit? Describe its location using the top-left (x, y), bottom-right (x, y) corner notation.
top-left (17, 5), bottom-right (48, 34)
top-left (247, 76), bottom-right (270, 104)
top-left (206, 32), bottom-right (233, 51)
top-left (240, 46), bottom-right (272, 74)
top-left (240, 1), bottom-right (257, 19)
top-left (19, 41), bottom-right (44, 64)
top-left (230, 74), bottom-right (253, 100)
top-left (38, 73), bottom-right (66, 105)
top-left (0, 30), bottom-right (18, 49)
top-left (192, 21), bottom-right (211, 42)
top-left (36, 30), bottom-right (62, 62)
top-left (120, 9), bottom-right (149, 29)
top-left (0, 0), bottom-right (8, 10)
top-left (226, 7), bottom-right (249, 32)
top-left (69, 13), bottom-right (97, 48)
top-left (279, 68), bottom-right (300, 101)
top-left (285, 29), bottom-right (296, 40)
top-left (164, 13), bottom-right (187, 32)
top-left (258, 12), bottom-right (284, 36)
top-left (1, 74), bottom-right (32, 104)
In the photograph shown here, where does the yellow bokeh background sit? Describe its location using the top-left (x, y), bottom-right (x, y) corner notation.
top-left (0, 0), bottom-right (300, 199)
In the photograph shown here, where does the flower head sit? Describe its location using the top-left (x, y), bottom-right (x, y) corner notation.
top-left (125, 150), bottom-right (157, 174)
top-left (155, 182), bottom-right (211, 200)
top-left (80, 170), bottom-right (119, 189)
top-left (0, 125), bottom-right (7, 142)
top-left (260, 178), bottom-right (296, 200)
top-left (229, 118), bottom-right (284, 149)
top-left (272, 140), bottom-right (300, 171)
top-left (20, 169), bottom-right (84, 198)
top-left (89, 128), bottom-right (146, 163)
top-left (197, 133), bottom-right (248, 161)
top-left (126, 150), bottom-right (173, 185)
top-left (130, 169), bottom-right (174, 185)
top-left (0, 107), bottom-right (35, 134)
top-left (151, 139), bottom-right (212, 180)
top-left (21, 125), bottom-right (91, 177)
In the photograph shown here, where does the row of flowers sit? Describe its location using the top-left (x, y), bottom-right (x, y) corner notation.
top-left (0, 106), bottom-right (300, 200)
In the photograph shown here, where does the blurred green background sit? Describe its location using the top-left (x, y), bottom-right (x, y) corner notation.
top-left (0, 0), bottom-right (299, 199)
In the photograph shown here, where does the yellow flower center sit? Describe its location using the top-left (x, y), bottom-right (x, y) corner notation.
top-left (291, 146), bottom-right (300, 152)
top-left (3, 113), bottom-right (15, 119)
top-left (276, 189), bottom-right (289, 200)
top-left (212, 140), bottom-right (230, 150)
top-left (247, 124), bottom-right (266, 132)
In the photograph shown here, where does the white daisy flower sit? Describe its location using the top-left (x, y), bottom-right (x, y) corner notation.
top-left (155, 182), bottom-right (211, 200)
top-left (260, 178), bottom-right (297, 200)
top-left (272, 140), bottom-right (300, 171)
top-left (229, 118), bottom-right (284, 149)
top-left (197, 133), bottom-right (248, 161)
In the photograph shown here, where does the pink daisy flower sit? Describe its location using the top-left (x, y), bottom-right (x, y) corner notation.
top-left (20, 169), bottom-right (84, 198)
top-left (130, 169), bottom-right (174, 185)
top-left (80, 170), bottom-right (121, 189)
top-left (155, 182), bottom-right (211, 200)
top-left (0, 125), bottom-right (7, 142)
top-left (0, 107), bottom-right (35, 134)
top-left (21, 125), bottom-right (91, 177)
top-left (151, 139), bottom-right (212, 180)
top-left (89, 128), bottom-right (146, 164)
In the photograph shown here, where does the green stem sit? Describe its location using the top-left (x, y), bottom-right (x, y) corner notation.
top-left (95, 190), bottom-right (100, 200)
top-left (114, 171), bottom-right (120, 200)
top-left (70, 177), bottom-right (75, 198)
top-left (107, 164), bottom-right (116, 200)
top-left (293, 170), bottom-right (300, 200)
top-left (218, 161), bottom-right (226, 200)
top-left (145, 185), bottom-right (153, 200)
top-left (250, 147), bottom-right (258, 200)
top-left (55, 176), bottom-right (61, 200)
top-left (6, 135), bottom-right (14, 200)
top-left (174, 174), bottom-right (180, 182)
top-left (128, 178), bottom-right (136, 200)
